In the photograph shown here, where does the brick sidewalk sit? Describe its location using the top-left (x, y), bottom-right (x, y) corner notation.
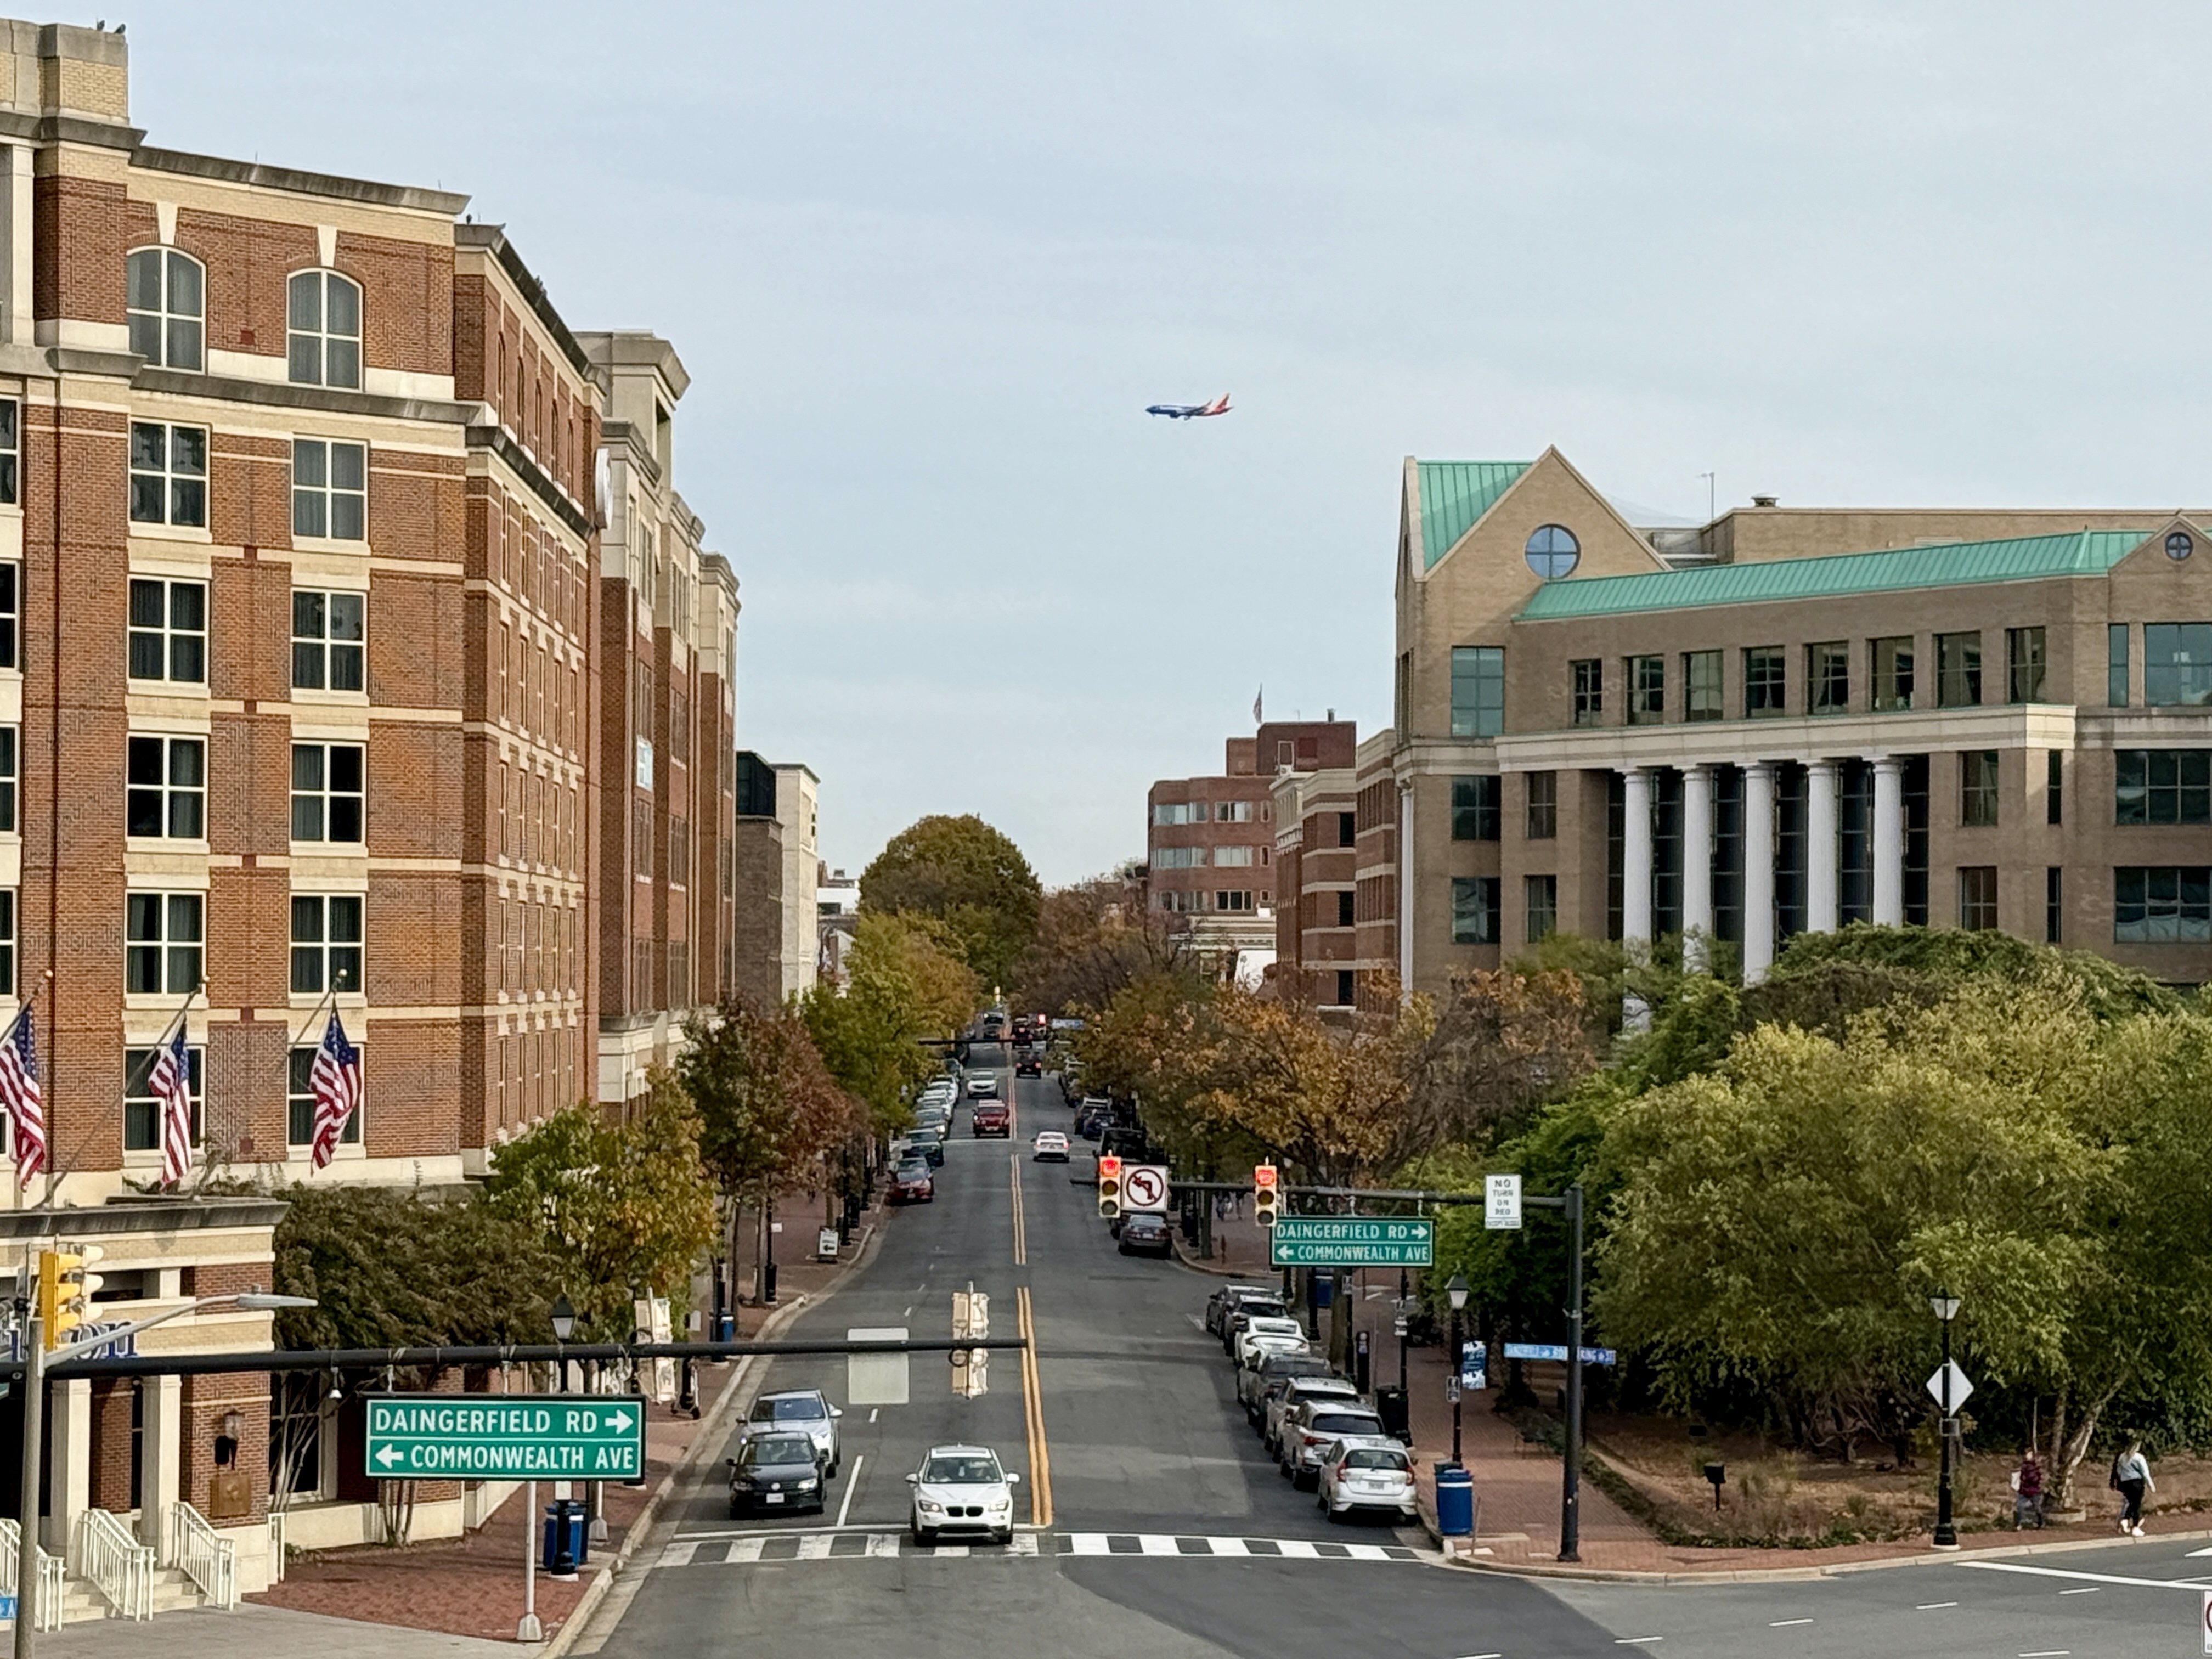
top-left (251, 1188), bottom-right (878, 1641)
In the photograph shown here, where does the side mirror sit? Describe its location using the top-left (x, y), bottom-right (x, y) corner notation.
top-left (1006, 1472), bottom-right (1022, 1485)
top-left (831, 1407), bottom-right (844, 1418)
top-left (905, 1472), bottom-right (919, 1485)
top-left (724, 1457), bottom-right (737, 1469)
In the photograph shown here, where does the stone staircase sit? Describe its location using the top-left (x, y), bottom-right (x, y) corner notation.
top-left (53, 1563), bottom-right (210, 1623)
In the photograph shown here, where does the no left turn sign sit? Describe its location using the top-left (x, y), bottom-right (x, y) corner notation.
top-left (1123, 1165), bottom-right (1169, 1213)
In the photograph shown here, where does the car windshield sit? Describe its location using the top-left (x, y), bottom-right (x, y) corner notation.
top-left (1310, 1413), bottom-right (1383, 1434)
top-left (909, 1130), bottom-right (942, 1144)
top-left (1344, 1448), bottom-right (1410, 1472)
top-left (753, 1397), bottom-right (826, 1423)
top-left (742, 1436), bottom-right (817, 1468)
top-left (896, 1165), bottom-right (930, 1180)
top-left (923, 1454), bottom-right (1003, 1483)
top-left (1248, 1318), bottom-right (1301, 1335)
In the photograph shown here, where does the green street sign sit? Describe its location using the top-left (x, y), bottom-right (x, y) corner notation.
top-left (1269, 1216), bottom-right (1435, 1267)
top-left (364, 1395), bottom-right (645, 1480)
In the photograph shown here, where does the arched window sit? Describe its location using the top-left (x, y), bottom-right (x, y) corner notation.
top-left (126, 247), bottom-right (204, 371)
top-left (287, 270), bottom-right (362, 390)
top-left (1524, 524), bottom-right (1580, 578)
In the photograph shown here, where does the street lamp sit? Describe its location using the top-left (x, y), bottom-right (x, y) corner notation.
top-left (550, 1295), bottom-right (578, 1342)
top-left (1446, 1273), bottom-right (1470, 1465)
top-left (14, 1286), bottom-right (314, 1659)
top-left (1931, 1290), bottom-right (1961, 1550)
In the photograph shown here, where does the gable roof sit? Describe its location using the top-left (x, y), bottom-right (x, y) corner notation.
top-left (1415, 461), bottom-right (1533, 571)
top-left (1515, 528), bottom-right (2153, 620)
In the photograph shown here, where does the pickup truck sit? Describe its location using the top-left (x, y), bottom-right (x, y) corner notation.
top-left (970, 1103), bottom-right (1012, 1138)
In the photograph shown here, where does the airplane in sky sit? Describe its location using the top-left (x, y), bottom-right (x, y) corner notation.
top-left (1145, 394), bottom-right (1231, 420)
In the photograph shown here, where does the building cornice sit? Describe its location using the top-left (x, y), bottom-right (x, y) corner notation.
top-left (467, 424), bottom-right (593, 538)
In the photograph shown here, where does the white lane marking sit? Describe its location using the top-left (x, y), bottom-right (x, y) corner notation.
top-left (1455, 1653), bottom-right (1503, 1659)
top-left (836, 1454), bottom-right (865, 1528)
top-left (904, 1307), bottom-right (913, 1317)
top-left (1065, 1534), bottom-right (1111, 1556)
top-left (1915, 1601), bottom-right (1957, 1610)
top-left (2188, 1545), bottom-right (2212, 1557)
top-left (2057, 1587), bottom-right (2098, 1595)
top-left (794, 1535), bottom-right (834, 1560)
top-left (1007, 1533), bottom-right (1039, 1557)
top-left (868, 1408), bottom-right (879, 1424)
top-left (1962, 1560), bottom-right (2212, 1593)
top-left (1209, 1537), bottom-right (1250, 1556)
top-left (1616, 1641), bottom-right (1664, 1648)
top-left (725, 1537), bottom-right (766, 1563)
top-left (866, 1533), bottom-right (900, 1557)
top-left (655, 1541), bottom-right (701, 1568)
top-left (1139, 1535), bottom-right (1182, 1555)
top-left (2018, 1651), bottom-right (2070, 1657)
top-left (1275, 1539), bottom-right (1321, 1559)
top-left (934, 1545), bottom-right (970, 1558)
top-left (1769, 1618), bottom-right (1813, 1626)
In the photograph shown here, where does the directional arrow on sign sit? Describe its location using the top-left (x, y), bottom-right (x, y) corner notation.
top-left (608, 1408), bottom-right (634, 1433)
top-left (1925, 1360), bottom-right (1973, 1410)
top-left (374, 1444), bottom-right (403, 1469)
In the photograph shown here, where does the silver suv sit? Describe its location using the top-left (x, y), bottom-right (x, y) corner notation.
top-left (741, 1388), bottom-right (843, 1476)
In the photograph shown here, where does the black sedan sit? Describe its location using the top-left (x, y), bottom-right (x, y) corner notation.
top-left (1117, 1212), bottom-right (1173, 1257)
top-left (727, 1432), bottom-right (826, 1517)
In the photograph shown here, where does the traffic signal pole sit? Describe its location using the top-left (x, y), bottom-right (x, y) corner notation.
top-left (14, 1314), bottom-right (40, 1658)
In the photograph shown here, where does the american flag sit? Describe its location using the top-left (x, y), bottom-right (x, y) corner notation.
top-left (0, 1006), bottom-right (42, 1188)
top-left (309, 1011), bottom-right (360, 1170)
top-left (150, 1025), bottom-right (193, 1188)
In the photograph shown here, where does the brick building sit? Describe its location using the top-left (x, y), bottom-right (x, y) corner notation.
top-left (1144, 719), bottom-right (1354, 926)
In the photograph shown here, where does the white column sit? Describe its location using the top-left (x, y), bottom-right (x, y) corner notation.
top-left (1743, 762), bottom-right (1777, 981)
top-left (1806, 760), bottom-right (1840, 933)
top-left (1681, 764), bottom-right (1714, 969)
top-left (1396, 783), bottom-right (1414, 995)
top-left (1621, 768), bottom-right (1653, 946)
top-left (1872, 757), bottom-right (1905, 925)
top-left (48, 1376), bottom-right (91, 1560)
top-left (140, 1374), bottom-right (182, 1558)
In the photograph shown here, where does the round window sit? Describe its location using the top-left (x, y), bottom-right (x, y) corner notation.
top-left (1525, 524), bottom-right (1580, 578)
top-left (2168, 531), bottom-right (2194, 562)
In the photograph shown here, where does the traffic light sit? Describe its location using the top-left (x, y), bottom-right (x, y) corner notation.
top-left (1096, 1154), bottom-right (1123, 1220)
top-left (38, 1246), bottom-right (102, 1351)
top-left (1253, 1164), bottom-right (1280, 1228)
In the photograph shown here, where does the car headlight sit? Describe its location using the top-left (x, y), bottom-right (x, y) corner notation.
top-left (795, 1478), bottom-right (818, 1491)
top-left (918, 1500), bottom-right (944, 1515)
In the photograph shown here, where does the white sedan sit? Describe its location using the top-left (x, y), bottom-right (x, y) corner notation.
top-left (907, 1444), bottom-right (1020, 1545)
top-left (1032, 1131), bottom-right (1069, 1161)
top-left (1316, 1435), bottom-right (1419, 1522)
top-left (1234, 1316), bottom-right (1308, 1367)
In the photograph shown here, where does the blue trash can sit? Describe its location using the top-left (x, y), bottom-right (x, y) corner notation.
top-left (715, 1312), bottom-right (736, 1342)
top-left (542, 1501), bottom-right (585, 1579)
top-left (1435, 1463), bottom-right (1474, 1538)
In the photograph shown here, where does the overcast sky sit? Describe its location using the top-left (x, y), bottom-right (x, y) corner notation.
top-left (125, 1), bottom-right (2212, 883)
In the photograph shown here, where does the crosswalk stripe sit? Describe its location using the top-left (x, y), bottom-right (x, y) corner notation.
top-left (725, 1538), bottom-right (765, 1564)
top-left (794, 1536), bottom-right (834, 1560)
top-left (866, 1533), bottom-right (901, 1558)
top-left (1006, 1533), bottom-right (1039, 1557)
top-left (1139, 1536), bottom-right (1182, 1556)
top-left (655, 1541), bottom-right (701, 1569)
top-left (656, 1530), bottom-right (1425, 1568)
top-left (1064, 1534), bottom-right (1111, 1556)
top-left (1274, 1540), bottom-right (1321, 1559)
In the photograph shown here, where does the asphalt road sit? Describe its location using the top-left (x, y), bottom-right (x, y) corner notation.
top-left (582, 1043), bottom-right (2212, 1659)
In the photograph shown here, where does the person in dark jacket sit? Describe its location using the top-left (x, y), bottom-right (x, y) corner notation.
top-left (2012, 1450), bottom-right (2044, 1528)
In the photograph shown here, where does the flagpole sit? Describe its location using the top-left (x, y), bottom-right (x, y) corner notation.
top-left (289, 980), bottom-right (340, 1052)
top-left (153, 985), bottom-right (199, 1194)
top-left (29, 969), bottom-right (51, 1210)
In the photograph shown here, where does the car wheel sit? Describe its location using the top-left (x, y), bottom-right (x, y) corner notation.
top-left (727, 1499), bottom-right (743, 1519)
top-left (1278, 1457), bottom-right (1292, 1480)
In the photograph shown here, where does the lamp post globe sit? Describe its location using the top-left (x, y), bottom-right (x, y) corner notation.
top-left (551, 1294), bottom-right (578, 1343)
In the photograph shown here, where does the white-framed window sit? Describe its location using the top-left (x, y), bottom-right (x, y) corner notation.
top-left (0, 398), bottom-right (19, 505)
top-left (290, 893), bottom-right (363, 995)
top-left (291, 590), bottom-right (365, 692)
top-left (1214, 845), bottom-right (1254, 867)
top-left (126, 735), bottom-right (205, 839)
top-left (123, 1044), bottom-right (200, 1152)
top-left (125, 892), bottom-right (203, 995)
top-left (129, 422), bottom-right (207, 528)
top-left (287, 1047), bottom-right (362, 1148)
top-left (287, 270), bottom-right (362, 390)
top-left (0, 727), bottom-right (15, 833)
top-left (291, 742), bottom-right (364, 843)
top-left (127, 578), bottom-right (206, 682)
top-left (0, 563), bottom-right (17, 670)
top-left (292, 439), bottom-right (366, 541)
top-left (0, 890), bottom-right (15, 995)
top-left (126, 247), bottom-right (205, 372)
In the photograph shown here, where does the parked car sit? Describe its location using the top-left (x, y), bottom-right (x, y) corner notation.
top-left (1032, 1131), bottom-right (1069, 1161)
top-left (741, 1389), bottom-right (843, 1475)
top-left (967, 1073), bottom-right (1000, 1099)
top-left (889, 1160), bottom-right (935, 1203)
top-left (1074, 1107), bottom-right (1108, 1141)
top-left (1315, 1436), bottom-right (1419, 1523)
top-left (911, 1106), bottom-right (951, 1133)
top-left (1279, 1401), bottom-right (1387, 1487)
top-left (1222, 1299), bottom-right (1291, 1355)
top-left (1237, 1348), bottom-right (1339, 1417)
top-left (726, 1432), bottom-right (825, 1517)
top-left (907, 1444), bottom-right (1020, 1546)
top-left (1264, 1376), bottom-right (1363, 1455)
top-left (1117, 1211), bottom-right (1173, 1257)
top-left (906, 1128), bottom-right (946, 1167)
top-left (1235, 1317), bottom-right (1309, 1365)
top-left (972, 1103), bottom-right (1012, 1137)
top-left (1207, 1284), bottom-right (1288, 1338)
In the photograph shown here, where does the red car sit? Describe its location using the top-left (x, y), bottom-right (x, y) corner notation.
top-left (889, 1160), bottom-right (935, 1203)
top-left (971, 1103), bottom-right (1011, 1138)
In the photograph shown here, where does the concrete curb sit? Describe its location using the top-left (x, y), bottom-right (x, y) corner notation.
top-left (543, 1216), bottom-right (890, 1654)
top-left (1170, 1239), bottom-right (1262, 1280)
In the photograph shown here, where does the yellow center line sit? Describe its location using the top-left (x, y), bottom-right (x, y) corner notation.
top-left (1010, 1151), bottom-right (1026, 1267)
top-left (1017, 1285), bottom-right (1053, 1527)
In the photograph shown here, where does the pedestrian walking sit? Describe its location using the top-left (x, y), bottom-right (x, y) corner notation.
top-left (2011, 1449), bottom-right (2044, 1528)
top-left (2111, 1440), bottom-right (2154, 1536)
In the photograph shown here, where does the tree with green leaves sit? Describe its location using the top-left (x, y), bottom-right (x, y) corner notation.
top-left (1012, 871), bottom-right (1184, 1017)
top-left (860, 814), bottom-right (1041, 990)
top-left (804, 912), bottom-right (978, 1131)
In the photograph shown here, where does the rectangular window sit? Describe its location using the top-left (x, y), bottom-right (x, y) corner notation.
top-left (1214, 800), bottom-right (1255, 823)
top-left (126, 735), bottom-right (205, 839)
top-left (0, 890), bottom-right (14, 995)
top-left (123, 1044), bottom-right (201, 1153)
top-left (287, 1046), bottom-right (362, 1149)
top-left (0, 399), bottom-right (19, 505)
top-left (0, 563), bottom-right (17, 670)
top-left (291, 590), bottom-right (365, 692)
top-left (289, 894), bottom-right (363, 995)
top-left (1523, 873), bottom-right (1558, 943)
top-left (1451, 776), bottom-right (1500, 842)
top-left (2114, 750), bottom-right (2212, 824)
top-left (127, 578), bottom-right (206, 684)
top-left (1958, 866), bottom-right (1997, 931)
top-left (128, 422), bottom-right (207, 528)
top-left (1151, 802), bottom-right (1197, 826)
top-left (1450, 646), bottom-right (1504, 738)
top-left (0, 726), bottom-right (15, 833)
top-left (1525, 771), bottom-right (1557, 839)
top-left (1394, 652), bottom-right (1412, 740)
top-left (2046, 866), bottom-right (2062, 944)
top-left (2143, 623), bottom-right (2212, 707)
top-left (1872, 636), bottom-right (1914, 710)
top-left (2115, 867), bottom-right (2212, 942)
top-left (1743, 647), bottom-right (1786, 717)
top-left (2007, 626), bottom-right (2047, 703)
top-left (292, 439), bottom-right (367, 541)
top-left (1212, 890), bottom-right (1254, 912)
top-left (1937, 631), bottom-right (1983, 707)
top-left (1151, 846), bottom-right (1207, 870)
top-left (1213, 845), bottom-right (1254, 867)
top-left (1571, 659), bottom-right (1603, 727)
top-left (1961, 750), bottom-right (2000, 827)
top-left (1333, 969), bottom-right (1355, 1007)
top-left (1336, 890), bottom-right (1356, 928)
top-left (2047, 749), bottom-right (2063, 826)
top-left (1808, 641), bottom-right (1849, 714)
top-left (1451, 876), bottom-right (1500, 945)
top-left (1337, 811), bottom-right (1356, 848)
top-left (1628, 655), bottom-right (1664, 725)
top-left (2109, 623), bottom-right (2130, 707)
top-left (291, 743), bottom-right (365, 843)
top-left (1683, 649), bottom-right (1723, 722)
top-left (125, 891), bottom-right (202, 995)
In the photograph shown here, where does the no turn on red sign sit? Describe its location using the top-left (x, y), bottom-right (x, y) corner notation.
top-left (1122, 1165), bottom-right (1169, 1213)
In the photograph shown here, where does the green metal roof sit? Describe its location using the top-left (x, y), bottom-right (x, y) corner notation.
top-left (1515, 528), bottom-right (2153, 619)
top-left (1417, 461), bottom-right (1533, 570)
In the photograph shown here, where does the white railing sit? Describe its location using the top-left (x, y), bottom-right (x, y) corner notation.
top-left (75, 1508), bottom-right (153, 1620)
top-left (267, 1509), bottom-right (286, 1582)
top-left (170, 1503), bottom-right (236, 1610)
top-left (0, 1520), bottom-right (64, 1630)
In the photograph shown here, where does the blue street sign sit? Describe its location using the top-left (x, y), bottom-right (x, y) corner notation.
top-left (1459, 1340), bottom-right (1486, 1391)
top-left (1502, 1342), bottom-right (1617, 1365)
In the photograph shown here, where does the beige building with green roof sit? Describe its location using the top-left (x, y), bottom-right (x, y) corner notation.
top-left (1381, 448), bottom-right (2212, 1002)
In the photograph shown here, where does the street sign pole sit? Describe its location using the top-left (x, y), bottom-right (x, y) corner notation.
top-left (1561, 1184), bottom-right (1585, 1564)
top-left (518, 1479), bottom-right (540, 1643)
top-left (14, 1315), bottom-right (41, 1659)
